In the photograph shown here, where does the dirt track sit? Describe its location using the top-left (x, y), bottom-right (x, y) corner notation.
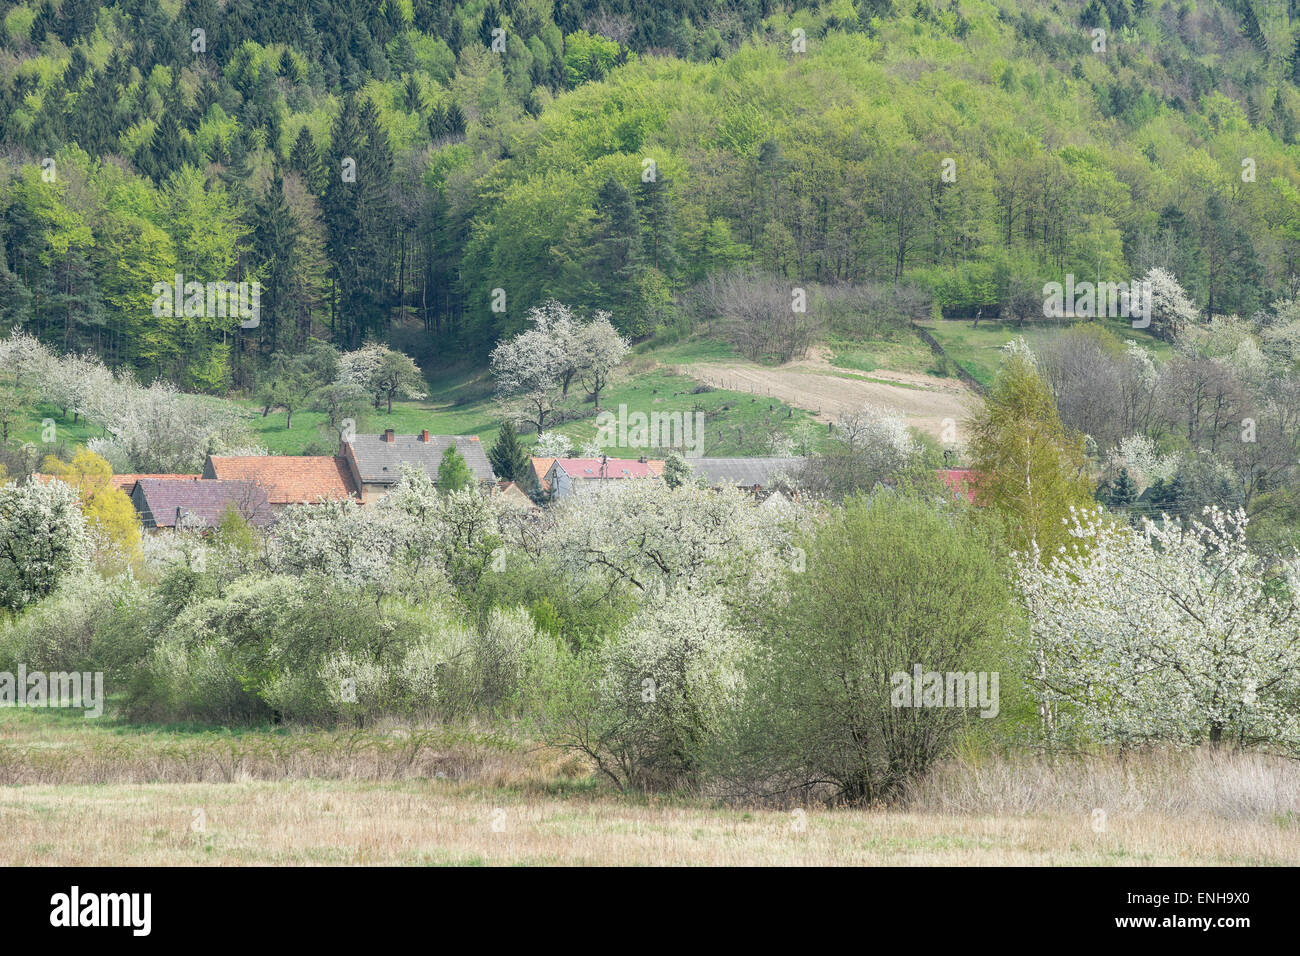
top-left (677, 349), bottom-right (977, 441)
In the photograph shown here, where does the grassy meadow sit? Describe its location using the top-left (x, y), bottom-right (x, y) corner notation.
top-left (14, 336), bottom-right (820, 462)
top-left (1, 708), bottom-right (1296, 866)
top-left (916, 317), bottom-right (1176, 389)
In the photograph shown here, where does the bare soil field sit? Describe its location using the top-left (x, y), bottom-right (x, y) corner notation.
top-left (676, 348), bottom-right (977, 440)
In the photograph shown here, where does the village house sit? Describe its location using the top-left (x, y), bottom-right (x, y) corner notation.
top-left (493, 480), bottom-right (537, 509)
top-left (202, 455), bottom-right (358, 510)
top-left (130, 478), bottom-right (274, 531)
top-left (939, 468), bottom-right (979, 503)
top-left (543, 457), bottom-right (664, 499)
top-left (687, 457), bottom-right (804, 494)
top-left (530, 457), bottom-right (556, 494)
top-left (341, 430), bottom-right (496, 503)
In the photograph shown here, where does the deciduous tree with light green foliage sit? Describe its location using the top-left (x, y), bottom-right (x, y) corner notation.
top-left (436, 444), bottom-right (474, 492)
top-left (723, 492), bottom-right (1017, 805)
top-left (967, 343), bottom-right (1094, 559)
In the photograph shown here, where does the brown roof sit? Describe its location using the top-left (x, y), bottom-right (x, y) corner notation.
top-left (203, 456), bottom-right (357, 505)
top-left (530, 457), bottom-right (556, 492)
top-left (495, 480), bottom-right (537, 508)
top-left (131, 479), bottom-right (274, 529)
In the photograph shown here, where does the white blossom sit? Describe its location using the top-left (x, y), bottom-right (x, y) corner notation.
top-left (1018, 506), bottom-right (1300, 752)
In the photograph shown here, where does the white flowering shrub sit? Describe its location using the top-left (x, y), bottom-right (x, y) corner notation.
top-left (534, 587), bottom-right (750, 791)
top-left (268, 468), bottom-right (499, 601)
top-left (471, 606), bottom-right (541, 714)
top-left (1001, 335), bottom-right (1037, 365)
top-left (1104, 434), bottom-right (1181, 494)
top-left (0, 571), bottom-right (138, 673)
top-left (1262, 316), bottom-right (1300, 366)
top-left (0, 478), bottom-right (91, 613)
top-left (267, 498), bottom-right (416, 590)
top-left (1019, 507), bottom-right (1300, 751)
top-left (548, 479), bottom-right (798, 610)
top-left (337, 344), bottom-right (428, 410)
top-left (1144, 266), bottom-right (1198, 342)
top-left (798, 402), bottom-right (919, 499)
top-left (0, 330), bottom-right (253, 472)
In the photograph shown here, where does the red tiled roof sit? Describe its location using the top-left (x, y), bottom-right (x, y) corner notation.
top-left (553, 458), bottom-right (665, 480)
top-left (940, 468), bottom-right (979, 503)
top-left (203, 456), bottom-right (357, 505)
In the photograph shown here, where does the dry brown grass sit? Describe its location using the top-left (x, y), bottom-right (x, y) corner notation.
top-left (2, 779), bottom-right (1296, 865)
top-left (0, 719), bottom-right (560, 788)
top-left (2, 711), bottom-right (1297, 865)
top-left (905, 748), bottom-right (1300, 821)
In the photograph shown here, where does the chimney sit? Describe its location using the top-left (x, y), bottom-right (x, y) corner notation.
top-left (420, 429), bottom-right (430, 442)
top-left (383, 428), bottom-right (395, 443)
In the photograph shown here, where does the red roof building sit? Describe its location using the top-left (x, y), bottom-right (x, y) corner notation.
top-left (939, 468), bottom-right (980, 503)
top-left (202, 455), bottom-right (358, 507)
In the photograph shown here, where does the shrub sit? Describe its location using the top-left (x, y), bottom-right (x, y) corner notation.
top-left (0, 572), bottom-right (138, 673)
top-left (0, 478), bottom-right (91, 613)
top-left (533, 588), bottom-right (750, 792)
top-left (724, 492), bottom-right (1017, 805)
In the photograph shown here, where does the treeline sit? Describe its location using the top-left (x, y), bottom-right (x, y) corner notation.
top-left (2, 0), bottom-right (1300, 390)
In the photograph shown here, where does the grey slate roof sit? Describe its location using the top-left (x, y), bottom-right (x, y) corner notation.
top-left (346, 434), bottom-right (497, 485)
top-left (131, 478), bottom-right (274, 529)
top-left (688, 457), bottom-right (805, 488)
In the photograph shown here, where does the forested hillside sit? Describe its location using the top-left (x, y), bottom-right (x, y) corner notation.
top-left (2, 0), bottom-right (1300, 389)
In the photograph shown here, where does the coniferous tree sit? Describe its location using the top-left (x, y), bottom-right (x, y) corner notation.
top-left (289, 126), bottom-right (325, 194)
top-left (322, 95), bottom-right (366, 345)
top-left (488, 420), bottom-right (531, 483)
top-left (589, 176), bottom-right (643, 313)
top-left (253, 169), bottom-right (300, 354)
top-left (637, 175), bottom-right (678, 276)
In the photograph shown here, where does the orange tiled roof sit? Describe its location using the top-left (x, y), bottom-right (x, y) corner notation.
top-left (204, 456), bottom-right (358, 505)
top-left (531, 457), bottom-right (556, 492)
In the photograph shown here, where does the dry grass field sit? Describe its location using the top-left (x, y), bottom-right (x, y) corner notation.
top-left (2, 709), bottom-right (1297, 866)
top-left (4, 779), bottom-right (1299, 866)
top-left (678, 347), bottom-right (977, 440)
